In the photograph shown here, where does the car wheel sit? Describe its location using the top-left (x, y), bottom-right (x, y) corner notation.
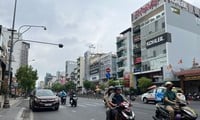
top-left (54, 105), bottom-right (59, 111)
top-left (143, 98), bottom-right (148, 103)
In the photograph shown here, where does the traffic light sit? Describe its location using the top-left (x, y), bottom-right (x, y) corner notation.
top-left (58, 44), bottom-right (64, 48)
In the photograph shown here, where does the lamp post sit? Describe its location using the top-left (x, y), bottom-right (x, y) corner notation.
top-left (3, 0), bottom-right (17, 108)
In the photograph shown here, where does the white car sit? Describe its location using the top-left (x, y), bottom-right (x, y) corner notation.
top-left (141, 87), bottom-right (166, 103)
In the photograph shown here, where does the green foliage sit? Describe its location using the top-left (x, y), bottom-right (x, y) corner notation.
top-left (51, 82), bottom-right (64, 92)
top-left (83, 80), bottom-right (91, 90)
top-left (15, 65), bottom-right (38, 95)
top-left (138, 77), bottom-right (152, 93)
top-left (108, 79), bottom-right (124, 87)
top-left (83, 80), bottom-right (95, 91)
top-left (99, 83), bottom-right (106, 90)
top-left (64, 81), bottom-right (76, 91)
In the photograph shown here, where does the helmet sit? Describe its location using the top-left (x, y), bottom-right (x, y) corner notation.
top-left (108, 86), bottom-right (114, 90)
top-left (165, 81), bottom-right (173, 87)
top-left (115, 85), bottom-right (122, 91)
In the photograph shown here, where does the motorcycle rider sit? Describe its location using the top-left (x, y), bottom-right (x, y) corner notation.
top-left (108, 86), bottom-right (128, 120)
top-left (164, 81), bottom-right (176, 120)
top-left (69, 90), bottom-right (75, 103)
top-left (60, 90), bottom-right (67, 104)
top-left (105, 86), bottom-right (114, 120)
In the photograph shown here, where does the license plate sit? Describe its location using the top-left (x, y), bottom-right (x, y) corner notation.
top-left (45, 104), bottom-right (52, 106)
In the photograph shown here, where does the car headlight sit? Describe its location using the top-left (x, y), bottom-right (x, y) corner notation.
top-left (55, 97), bottom-right (59, 102)
top-left (34, 98), bottom-right (41, 102)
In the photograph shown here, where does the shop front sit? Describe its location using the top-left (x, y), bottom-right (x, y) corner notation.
top-left (176, 69), bottom-right (200, 94)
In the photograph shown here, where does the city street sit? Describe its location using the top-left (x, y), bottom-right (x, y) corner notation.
top-left (0, 97), bottom-right (199, 120)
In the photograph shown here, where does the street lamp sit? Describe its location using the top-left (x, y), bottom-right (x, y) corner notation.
top-left (18, 25), bottom-right (47, 38)
top-left (3, 0), bottom-right (17, 108)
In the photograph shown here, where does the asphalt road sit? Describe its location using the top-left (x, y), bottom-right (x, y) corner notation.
top-left (0, 97), bottom-right (199, 120)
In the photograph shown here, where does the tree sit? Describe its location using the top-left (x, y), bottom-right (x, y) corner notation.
top-left (64, 81), bottom-right (76, 91)
top-left (138, 77), bottom-right (152, 93)
top-left (51, 82), bottom-right (64, 92)
top-left (83, 80), bottom-right (91, 91)
top-left (15, 65), bottom-right (38, 96)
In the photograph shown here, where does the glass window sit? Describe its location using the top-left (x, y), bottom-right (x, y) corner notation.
top-left (162, 22), bottom-right (165, 29)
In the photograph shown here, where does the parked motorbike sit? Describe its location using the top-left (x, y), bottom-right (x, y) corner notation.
top-left (107, 101), bottom-right (135, 120)
top-left (70, 94), bottom-right (78, 107)
top-left (152, 100), bottom-right (198, 120)
top-left (61, 96), bottom-right (67, 105)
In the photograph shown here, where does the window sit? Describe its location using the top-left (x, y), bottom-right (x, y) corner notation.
top-left (153, 50), bottom-right (156, 57)
top-left (163, 49), bottom-right (166, 54)
top-left (162, 22), bottom-right (165, 29)
top-left (155, 21), bottom-right (158, 31)
top-left (156, 15), bottom-right (160, 19)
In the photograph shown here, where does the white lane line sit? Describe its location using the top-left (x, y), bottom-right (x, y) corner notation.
top-left (15, 107), bottom-right (25, 120)
top-left (78, 104), bottom-right (87, 107)
top-left (30, 110), bottom-right (34, 120)
top-left (90, 118), bottom-right (95, 120)
top-left (0, 115), bottom-right (3, 117)
top-left (72, 110), bottom-right (76, 112)
top-left (85, 103), bottom-right (97, 106)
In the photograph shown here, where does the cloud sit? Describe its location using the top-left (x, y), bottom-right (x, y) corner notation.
top-left (1, 0), bottom-right (200, 83)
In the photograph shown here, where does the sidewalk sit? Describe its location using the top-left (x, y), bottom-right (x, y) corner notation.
top-left (0, 95), bottom-right (21, 110)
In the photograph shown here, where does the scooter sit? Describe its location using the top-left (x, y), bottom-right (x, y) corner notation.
top-left (70, 94), bottom-right (78, 107)
top-left (61, 96), bottom-right (66, 105)
top-left (152, 100), bottom-right (198, 120)
top-left (107, 101), bottom-right (135, 120)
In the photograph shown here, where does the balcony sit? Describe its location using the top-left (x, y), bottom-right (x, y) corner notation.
top-left (133, 35), bottom-right (141, 43)
top-left (117, 46), bottom-right (126, 52)
top-left (132, 25), bottom-right (140, 33)
top-left (133, 47), bottom-right (141, 53)
top-left (134, 68), bottom-right (141, 73)
top-left (134, 57), bottom-right (142, 64)
top-left (117, 35), bottom-right (126, 43)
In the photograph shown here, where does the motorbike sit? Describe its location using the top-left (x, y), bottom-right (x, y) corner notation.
top-left (107, 101), bottom-right (135, 120)
top-left (152, 100), bottom-right (198, 120)
top-left (61, 96), bottom-right (67, 105)
top-left (70, 94), bottom-right (78, 107)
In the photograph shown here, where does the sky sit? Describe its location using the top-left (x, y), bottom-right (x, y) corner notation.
top-left (0, 0), bottom-right (200, 84)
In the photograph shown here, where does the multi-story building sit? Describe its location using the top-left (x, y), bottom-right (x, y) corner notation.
top-left (0, 25), bottom-right (8, 93)
top-left (65, 60), bottom-right (77, 80)
top-left (76, 57), bottom-right (85, 89)
top-left (116, 28), bottom-right (132, 78)
top-left (84, 51), bottom-right (91, 81)
top-left (89, 53), bottom-right (104, 82)
top-left (99, 52), bottom-right (117, 82)
top-left (0, 25), bottom-right (30, 76)
top-left (116, 28), bottom-right (136, 87)
top-left (131, 0), bottom-right (200, 91)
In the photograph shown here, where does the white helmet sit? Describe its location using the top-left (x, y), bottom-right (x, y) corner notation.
top-left (165, 81), bottom-right (173, 87)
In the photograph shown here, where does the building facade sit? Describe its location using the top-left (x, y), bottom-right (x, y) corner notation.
top-left (131, 0), bottom-right (200, 86)
top-left (65, 60), bottom-right (77, 81)
top-left (99, 52), bottom-right (117, 82)
top-left (116, 28), bottom-right (133, 79)
top-left (76, 57), bottom-right (85, 88)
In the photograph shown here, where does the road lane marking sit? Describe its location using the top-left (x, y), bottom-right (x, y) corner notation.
top-left (15, 107), bottom-right (25, 120)
top-left (72, 110), bottom-right (76, 112)
top-left (78, 104), bottom-right (87, 107)
top-left (30, 110), bottom-right (34, 120)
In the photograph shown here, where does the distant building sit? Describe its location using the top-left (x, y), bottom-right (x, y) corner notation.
top-left (65, 60), bottom-right (77, 80)
top-left (76, 57), bottom-right (85, 88)
top-left (116, 28), bottom-right (135, 87)
top-left (99, 52), bottom-right (117, 82)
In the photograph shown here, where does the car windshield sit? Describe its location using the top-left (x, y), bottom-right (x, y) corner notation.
top-left (36, 89), bottom-right (54, 96)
